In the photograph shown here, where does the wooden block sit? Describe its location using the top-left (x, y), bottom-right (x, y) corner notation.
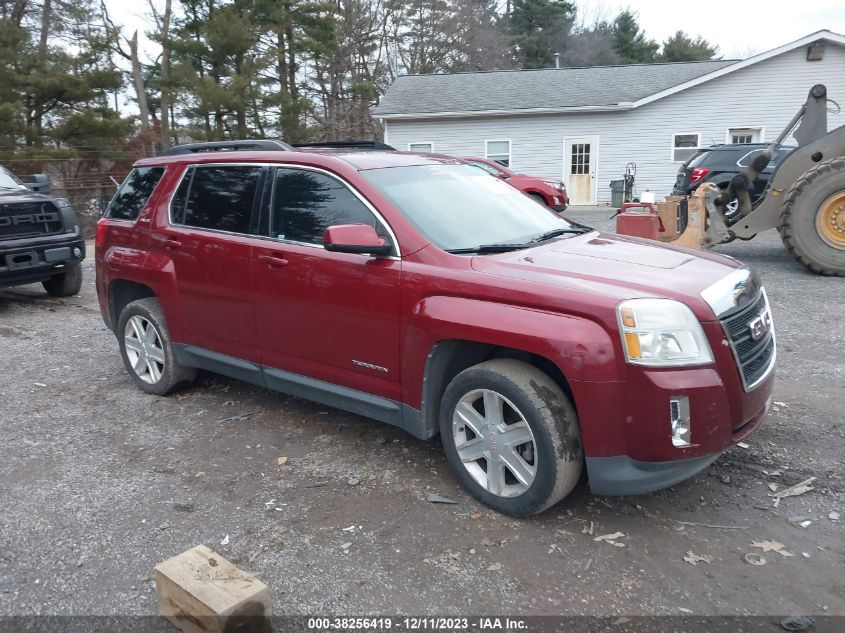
top-left (155, 545), bottom-right (271, 633)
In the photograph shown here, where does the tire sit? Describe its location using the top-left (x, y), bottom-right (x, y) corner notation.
top-left (116, 297), bottom-right (196, 395)
top-left (439, 359), bottom-right (583, 517)
top-left (778, 158), bottom-right (845, 276)
top-left (42, 262), bottom-right (82, 297)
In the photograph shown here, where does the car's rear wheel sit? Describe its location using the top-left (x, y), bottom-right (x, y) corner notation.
top-left (439, 359), bottom-right (582, 516)
top-left (42, 262), bottom-right (82, 297)
top-left (117, 298), bottom-right (196, 395)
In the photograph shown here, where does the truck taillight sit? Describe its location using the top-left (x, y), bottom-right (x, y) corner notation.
top-left (689, 167), bottom-right (710, 185)
top-left (95, 219), bottom-right (107, 247)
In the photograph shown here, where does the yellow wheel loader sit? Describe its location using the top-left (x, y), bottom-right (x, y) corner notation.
top-left (658, 84), bottom-right (845, 276)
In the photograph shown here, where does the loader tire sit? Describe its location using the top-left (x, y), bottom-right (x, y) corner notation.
top-left (779, 158), bottom-right (845, 276)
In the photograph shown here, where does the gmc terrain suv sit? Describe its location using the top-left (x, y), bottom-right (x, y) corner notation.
top-left (1, 164), bottom-right (85, 295)
top-left (96, 140), bottom-right (776, 516)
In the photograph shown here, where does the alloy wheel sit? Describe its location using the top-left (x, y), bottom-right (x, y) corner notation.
top-left (452, 389), bottom-right (538, 498)
top-left (123, 315), bottom-right (166, 384)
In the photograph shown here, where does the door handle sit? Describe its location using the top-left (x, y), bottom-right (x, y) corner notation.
top-left (163, 238), bottom-right (182, 249)
top-left (258, 254), bottom-right (289, 267)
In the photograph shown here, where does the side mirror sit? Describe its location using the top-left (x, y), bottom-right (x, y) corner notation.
top-left (323, 224), bottom-right (393, 256)
top-left (495, 172), bottom-right (509, 180)
top-left (25, 174), bottom-right (51, 195)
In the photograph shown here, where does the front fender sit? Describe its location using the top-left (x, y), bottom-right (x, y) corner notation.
top-left (402, 295), bottom-right (620, 410)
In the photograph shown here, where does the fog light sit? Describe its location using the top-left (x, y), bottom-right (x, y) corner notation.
top-left (73, 247), bottom-right (82, 257)
top-left (670, 396), bottom-right (691, 447)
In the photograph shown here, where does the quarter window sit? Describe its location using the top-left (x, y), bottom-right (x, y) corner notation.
top-left (485, 140), bottom-right (511, 167)
top-left (672, 133), bottom-right (700, 163)
top-left (107, 167), bottom-right (165, 220)
top-left (171, 165), bottom-right (263, 234)
top-left (271, 169), bottom-right (383, 245)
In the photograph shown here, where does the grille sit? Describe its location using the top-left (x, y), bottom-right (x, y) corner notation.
top-left (0, 201), bottom-right (64, 240)
top-left (720, 291), bottom-right (775, 390)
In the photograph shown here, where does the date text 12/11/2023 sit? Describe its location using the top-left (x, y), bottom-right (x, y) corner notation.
top-left (306, 617), bottom-right (528, 630)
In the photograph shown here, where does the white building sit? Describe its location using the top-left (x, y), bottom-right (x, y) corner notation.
top-left (374, 30), bottom-right (845, 205)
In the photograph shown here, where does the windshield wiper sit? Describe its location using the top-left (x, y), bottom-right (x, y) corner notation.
top-left (528, 226), bottom-right (592, 243)
top-left (445, 225), bottom-right (593, 255)
top-left (445, 243), bottom-right (531, 254)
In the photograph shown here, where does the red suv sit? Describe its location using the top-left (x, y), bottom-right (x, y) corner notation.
top-left (96, 140), bottom-right (775, 516)
top-left (460, 156), bottom-right (569, 211)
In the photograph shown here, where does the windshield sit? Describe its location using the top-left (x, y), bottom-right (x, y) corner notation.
top-left (0, 166), bottom-right (26, 190)
top-left (363, 164), bottom-right (579, 252)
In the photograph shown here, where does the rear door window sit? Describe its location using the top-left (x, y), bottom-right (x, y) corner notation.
top-left (107, 167), bottom-right (165, 220)
top-left (171, 165), bottom-right (263, 234)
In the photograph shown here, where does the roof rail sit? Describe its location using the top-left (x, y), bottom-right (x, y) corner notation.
top-left (292, 140), bottom-right (396, 151)
top-left (160, 139), bottom-right (293, 156)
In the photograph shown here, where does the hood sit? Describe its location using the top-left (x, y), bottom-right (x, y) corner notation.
top-left (0, 188), bottom-right (54, 204)
top-left (471, 231), bottom-right (743, 320)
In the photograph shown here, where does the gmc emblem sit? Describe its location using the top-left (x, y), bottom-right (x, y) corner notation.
top-left (0, 211), bottom-right (60, 227)
top-left (748, 309), bottom-right (772, 341)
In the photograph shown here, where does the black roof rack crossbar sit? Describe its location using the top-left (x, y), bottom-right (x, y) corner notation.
top-left (292, 141), bottom-right (396, 151)
top-left (160, 139), bottom-right (294, 156)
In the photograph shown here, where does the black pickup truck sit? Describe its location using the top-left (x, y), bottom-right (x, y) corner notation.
top-left (0, 165), bottom-right (85, 296)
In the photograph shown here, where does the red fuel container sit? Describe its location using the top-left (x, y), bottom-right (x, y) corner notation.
top-left (615, 203), bottom-right (660, 240)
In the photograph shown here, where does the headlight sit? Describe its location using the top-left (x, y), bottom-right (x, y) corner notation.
top-left (544, 180), bottom-right (563, 190)
top-left (617, 298), bottom-right (713, 366)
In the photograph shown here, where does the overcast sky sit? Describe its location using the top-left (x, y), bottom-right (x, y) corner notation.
top-left (581, 0), bottom-right (845, 58)
top-left (106, 0), bottom-right (845, 63)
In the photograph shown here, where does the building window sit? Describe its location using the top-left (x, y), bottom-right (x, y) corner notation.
top-left (728, 127), bottom-right (763, 144)
top-left (570, 143), bottom-right (591, 175)
top-left (408, 142), bottom-right (433, 153)
top-left (672, 133), bottom-right (700, 163)
top-left (485, 140), bottom-right (511, 167)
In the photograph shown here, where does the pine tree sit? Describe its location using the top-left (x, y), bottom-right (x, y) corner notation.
top-left (661, 31), bottom-right (719, 62)
top-left (611, 9), bottom-right (658, 64)
top-left (508, 0), bottom-right (576, 69)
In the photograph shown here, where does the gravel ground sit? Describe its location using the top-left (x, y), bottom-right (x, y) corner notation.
top-left (0, 211), bottom-right (843, 619)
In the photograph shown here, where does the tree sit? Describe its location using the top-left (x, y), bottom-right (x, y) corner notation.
top-left (660, 31), bottom-right (719, 62)
top-left (611, 9), bottom-right (658, 64)
top-left (508, 0), bottom-right (576, 69)
top-left (0, 0), bottom-right (130, 152)
top-left (559, 20), bottom-right (619, 67)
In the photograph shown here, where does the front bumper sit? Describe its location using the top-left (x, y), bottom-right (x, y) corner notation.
top-left (576, 376), bottom-right (772, 495)
top-left (586, 453), bottom-right (721, 496)
top-left (553, 204), bottom-right (568, 213)
top-left (0, 233), bottom-right (86, 288)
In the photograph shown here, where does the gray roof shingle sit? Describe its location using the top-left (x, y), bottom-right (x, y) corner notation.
top-left (374, 60), bottom-right (736, 116)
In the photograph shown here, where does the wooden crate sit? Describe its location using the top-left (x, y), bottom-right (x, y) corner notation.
top-left (656, 196), bottom-right (683, 241)
top-left (155, 545), bottom-right (272, 633)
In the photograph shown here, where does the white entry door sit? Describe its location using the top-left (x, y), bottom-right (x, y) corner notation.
top-left (564, 136), bottom-right (598, 205)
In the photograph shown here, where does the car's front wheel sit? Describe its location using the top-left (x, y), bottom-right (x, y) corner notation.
top-left (42, 262), bottom-right (82, 297)
top-left (117, 298), bottom-right (196, 395)
top-left (439, 359), bottom-right (583, 516)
